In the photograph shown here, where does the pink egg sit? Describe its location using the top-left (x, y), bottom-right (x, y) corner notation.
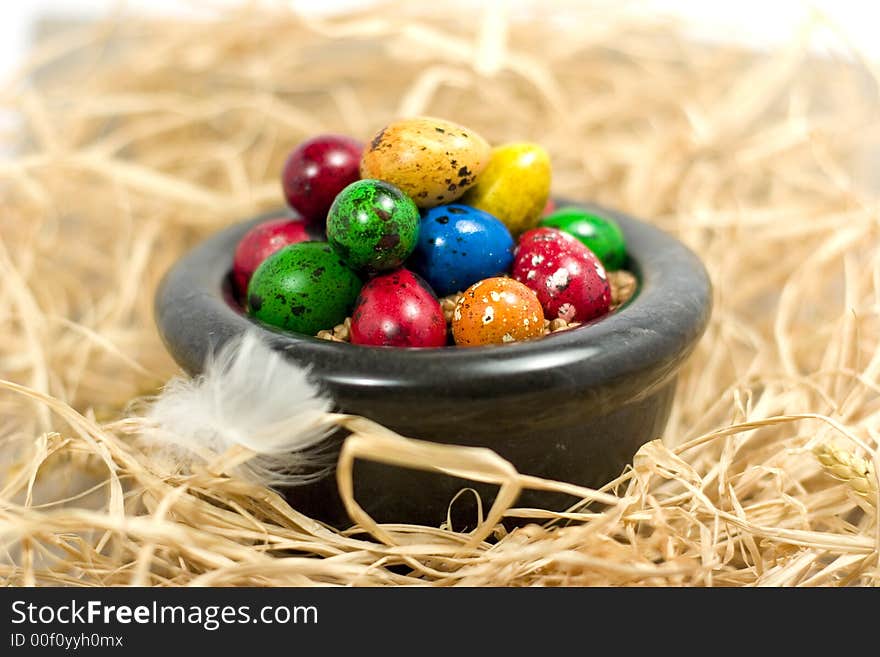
top-left (512, 227), bottom-right (611, 323)
top-left (232, 217), bottom-right (310, 297)
top-left (350, 269), bottom-right (447, 347)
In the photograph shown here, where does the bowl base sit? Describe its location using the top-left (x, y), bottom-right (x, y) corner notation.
top-left (284, 377), bottom-right (676, 529)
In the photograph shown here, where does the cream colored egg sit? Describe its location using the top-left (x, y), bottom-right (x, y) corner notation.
top-left (360, 117), bottom-right (491, 208)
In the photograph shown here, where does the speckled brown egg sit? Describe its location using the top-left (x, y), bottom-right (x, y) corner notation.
top-left (452, 277), bottom-right (545, 347)
top-left (360, 117), bottom-right (491, 209)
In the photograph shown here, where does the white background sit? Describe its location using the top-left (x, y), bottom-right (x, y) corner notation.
top-left (0, 0), bottom-right (878, 80)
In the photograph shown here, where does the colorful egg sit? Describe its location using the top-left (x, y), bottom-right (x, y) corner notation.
top-left (460, 142), bottom-right (551, 236)
top-left (540, 207), bottom-right (627, 270)
top-left (281, 134), bottom-right (363, 228)
top-left (513, 227), bottom-right (611, 323)
top-left (232, 216), bottom-right (310, 297)
top-left (350, 269), bottom-right (447, 347)
top-left (360, 117), bottom-right (491, 208)
top-left (247, 241), bottom-right (362, 335)
top-left (452, 277), bottom-right (544, 347)
top-left (326, 179), bottom-right (420, 272)
top-left (410, 204), bottom-right (515, 297)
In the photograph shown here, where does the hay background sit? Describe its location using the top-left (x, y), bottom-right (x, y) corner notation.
top-left (1, 2), bottom-right (879, 586)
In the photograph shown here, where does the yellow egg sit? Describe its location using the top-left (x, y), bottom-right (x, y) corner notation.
top-left (461, 142), bottom-right (551, 236)
top-left (360, 117), bottom-right (491, 208)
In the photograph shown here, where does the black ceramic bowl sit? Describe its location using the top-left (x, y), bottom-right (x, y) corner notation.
top-left (155, 200), bottom-right (711, 528)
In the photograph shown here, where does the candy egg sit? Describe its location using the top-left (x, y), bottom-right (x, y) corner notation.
top-left (540, 206), bottom-right (627, 270)
top-left (247, 241), bottom-right (362, 335)
top-left (513, 227), bottom-right (611, 323)
top-left (350, 269), bottom-right (447, 347)
top-left (460, 142), bottom-right (551, 236)
top-left (281, 134), bottom-right (363, 228)
top-left (232, 216), bottom-right (310, 297)
top-left (327, 179), bottom-right (420, 272)
top-left (410, 204), bottom-right (515, 297)
top-left (360, 117), bottom-right (491, 208)
top-left (452, 277), bottom-right (544, 347)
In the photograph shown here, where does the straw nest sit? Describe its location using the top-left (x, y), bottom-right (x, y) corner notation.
top-left (1, 2), bottom-right (879, 586)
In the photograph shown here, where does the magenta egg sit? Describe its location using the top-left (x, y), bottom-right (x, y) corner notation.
top-left (350, 269), bottom-right (447, 347)
top-left (232, 217), bottom-right (310, 297)
top-left (281, 134), bottom-right (363, 228)
top-left (512, 227), bottom-right (611, 323)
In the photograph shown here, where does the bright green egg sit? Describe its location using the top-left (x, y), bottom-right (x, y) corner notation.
top-left (540, 207), bottom-right (627, 270)
top-left (246, 241), bottom-right (363, 335)
top-left (326, 179), bottom-right (420, 272)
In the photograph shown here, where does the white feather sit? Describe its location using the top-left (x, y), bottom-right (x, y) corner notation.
top-left (143, 331), bottom-right (336, 487)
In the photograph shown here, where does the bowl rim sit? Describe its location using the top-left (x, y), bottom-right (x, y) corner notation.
top-left (155, 199), bottom-right (712, 398)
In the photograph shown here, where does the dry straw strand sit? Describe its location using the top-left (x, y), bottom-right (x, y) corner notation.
top-left (813, 444), bottom-right (878, 500)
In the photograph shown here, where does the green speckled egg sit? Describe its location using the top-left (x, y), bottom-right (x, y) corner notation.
top-left (326, 179), bottom-right (420, 272)
top-left (540, 207), bottom-right (627, 270)
top-left (246, 241), bottom-right (363, 335)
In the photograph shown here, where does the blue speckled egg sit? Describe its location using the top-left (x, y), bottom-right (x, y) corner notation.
top-left (410, 204), bottom-right (515, 297)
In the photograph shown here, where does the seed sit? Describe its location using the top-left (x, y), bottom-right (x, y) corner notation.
top-left (608, 270), bottom-right (637, 309)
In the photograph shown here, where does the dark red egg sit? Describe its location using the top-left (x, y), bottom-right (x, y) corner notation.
top-left (512, 227), bottom-right (611, 323)
top-left (232, 217), bottom-right (310, 296)
top-left (350, 269), bottom-right (447, 347)
top-left (281, 134), bottom-right (363, 228)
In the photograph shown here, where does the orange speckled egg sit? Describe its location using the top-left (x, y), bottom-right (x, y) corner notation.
top-left (452, 277), bottom-right (545, 347)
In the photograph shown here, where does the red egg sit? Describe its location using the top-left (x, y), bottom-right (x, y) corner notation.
top-left (513, 227), bottom-right (611, 322)
top-left (517, 225), bottom-right (581, 253)
top-left (350, 269), bottom-right (447, 347)
top-left (232, 217), bottom-right (310, 297)
top-left (281, 135), bottom-right (363, 227)
top-left (541, 198), bottom-right (556, 216)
